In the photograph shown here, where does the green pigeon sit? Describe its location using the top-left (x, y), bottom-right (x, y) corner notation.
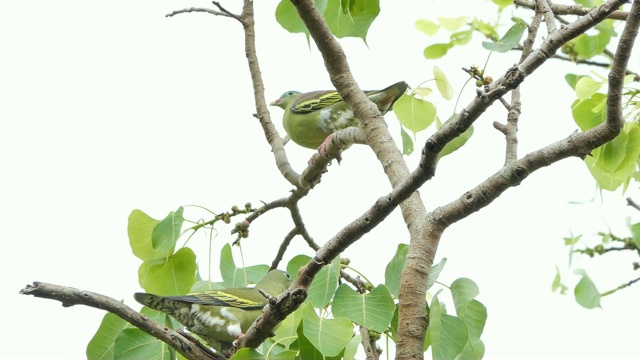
top-left (270, 81), bottom-right (408, 152)
top-left (134, 270), bottom-right (292, 356)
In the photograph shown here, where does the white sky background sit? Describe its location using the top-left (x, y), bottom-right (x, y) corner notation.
top-left (2, 0), bottom-right (640, 358)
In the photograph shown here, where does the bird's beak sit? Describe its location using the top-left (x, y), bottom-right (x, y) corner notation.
top-left (269, 99), bottom-right (280, 106)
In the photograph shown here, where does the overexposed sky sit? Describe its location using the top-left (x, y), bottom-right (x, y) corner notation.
top-left (2, 0), bottom-right (640, 358)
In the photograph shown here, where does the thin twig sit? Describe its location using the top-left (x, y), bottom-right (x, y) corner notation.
top-left (515, 0), bottom-right (629, 20)
top-left (211, 1), bottom-right (242, 22)
top-left (271, 228), bottom-right (298, 270)
top-left (601, 275), bottom-right (640, 296)
top-left (166, 7), bottom-right (231, 19)
top-left (289, 202), bottom-right (320, 251)
top-left (627, 197), bottom-right (640, 211)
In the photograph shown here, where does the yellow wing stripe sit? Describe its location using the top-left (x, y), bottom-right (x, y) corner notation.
top-left (191, 290), bottom-right (264, 309)
top-left (292, 92), bottom-right (343, 113)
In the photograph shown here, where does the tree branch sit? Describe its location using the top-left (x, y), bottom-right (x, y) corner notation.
top-left (20, 282), bottom-right (219, 360)
top-left (537, 0), bottom-right (558, 34)
top-left (240, 0), bottom-right (301, 188)
top-left (166, 7), bottom-right (236, 20)
top-left (627, 197), bottom-right (640, 211)
top-left (515, 0), bottom-right (630, 20)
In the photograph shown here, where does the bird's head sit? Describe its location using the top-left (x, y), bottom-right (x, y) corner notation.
top-left (270, 91), bottom-right (302, 109)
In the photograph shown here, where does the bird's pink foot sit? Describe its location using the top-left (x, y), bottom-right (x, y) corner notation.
top-left (318, 134), bottom-right (334, 158)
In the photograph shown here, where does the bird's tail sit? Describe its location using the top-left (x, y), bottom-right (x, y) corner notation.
top-left (370, 81), bottom-right (408, 113)
top-left (134, 292), bottom-right (189, 317)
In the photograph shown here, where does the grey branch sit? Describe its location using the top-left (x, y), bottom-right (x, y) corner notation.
top-left (515, 0), bottom-right (630, 20)
top-left (20, 282), bottom-right (219, 360)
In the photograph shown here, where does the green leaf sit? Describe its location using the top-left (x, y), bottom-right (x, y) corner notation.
top-left (573, 20), bottom-right (615, 59)
top-left (415, 19), bottom-right (439, 36)
top-left (571, 93), bottom-right (607, 131)
top-left (400, 127), bottom-right (414, 155)
top-left (450, 278), bottom-right (479, 319)
top-left (575, 0), bottom-right (593, 6)
top-left (332, 284), bottom-right (395, 332)
top-left (458, 338), bottom-right (485, 360)
top-left (433, 66), bottom-right (454, 100)
top-left (151, 207), bottom-right (184, 254)
top-left (586, 122), bottom-right (640, 191)
top-left (450, 29), bottom-right (473, 46)
top-left (552, 266), bottom-right (568, 295)
top-left (414, 87), bottom-right (433, 97)
top-left (574, 269), bottom-right (601, 309)
top-left (324, 0), bottom-right (380, 42)
top-left (128, 209), bottom-right (163, 262)
top-left (575, 77), bottom-right (603, 101)
top-left (628, 221), bottom-right (640, 249)
top-left (384, 243), bottom-right (409, 297)
top-left (343, 334), bottom-right (362, 360)
top-left (427, 258), bottom-right (447, 290)
top-left (307, 257), bottom-right (341, 308)
top-left (87, 312), bottom-right (128, 360)
top-left (394, 94), bottom-right (436, 134)
top-left (114, 328), bottom-right (174, 360)
top-left (563, 234), bottom-right (582, 246)
top-left (428, 295), bottom-right (468, 360)
top-left (565, 73), bottom-right (587, 89)
top-left (138, 247), bottom-right (197, 295)
top-left (302, 306), bottom-right (353, 357)
top-left (438, 16), bottom-right (468, 31)
top-left (190, 280), bottom-right (223, 293)
top-left (482, 20), bottom-right (527, 53)
top-left (462, 299), bottom-right (487, 340)
top-left (439, 124), bottom-right (473, 158)
top-left (434, 315), bottom-right (468, 360)
top-left (472, 19), bottom-right (498, 41)
top-left (423, 43), bottom-right (453, 59)
top-left (438, 113), bottom-right (474, 158)
top-left (385, 245), bottom-right (446, 296)
top-left (275, 0), bottom-right (328, 40)
top-left (272, 305), bottom-right (305, 347)
top-left (230, 348), bottom-right (265, 360)
top-left (491, 0), bottom-right (513, 10)
top-left (287, 254), bottom-right (312, 282)
top-left (624, 74), bottom-right (635, 85)
top-left (297, 321), bottom-right (325, 360)
top-left (219, 243), bottom-right (270, 288)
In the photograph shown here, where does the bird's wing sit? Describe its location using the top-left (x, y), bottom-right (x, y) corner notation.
top-left (290, 90), bottom-right (343, 114)
top-left (172, 289), bottom-right (266, 310)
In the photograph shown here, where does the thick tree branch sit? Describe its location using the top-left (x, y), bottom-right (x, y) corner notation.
top-left (20, 282), bottom-right (219, 360)
top-left (285, 2), bottom-right (434, 359)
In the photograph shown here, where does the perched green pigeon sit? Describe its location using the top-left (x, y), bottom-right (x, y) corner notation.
top-left (134, 270), bottom-right (292, 356)
top-left (270, 81), bottom-right (408, 152)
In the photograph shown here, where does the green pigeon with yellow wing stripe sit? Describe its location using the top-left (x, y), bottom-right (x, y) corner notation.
top-left (134, 269), bottom-right (291, 355)
top-left (270, 81), bottom-right (408, 152)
